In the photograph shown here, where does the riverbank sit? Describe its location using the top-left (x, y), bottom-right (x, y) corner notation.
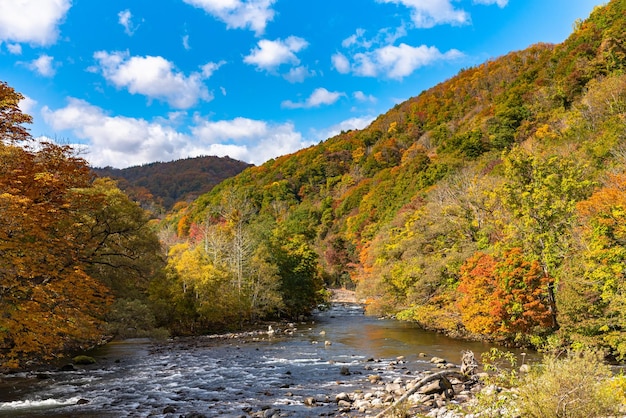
top-left (330, 288), bottom-right (360, 303)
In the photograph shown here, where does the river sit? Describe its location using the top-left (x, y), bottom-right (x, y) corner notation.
top-left (0, 303), bottom-right (527, 417)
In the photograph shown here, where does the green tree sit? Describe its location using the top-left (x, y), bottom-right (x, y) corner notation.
top-left (499, 147), bottom-right (593, 328)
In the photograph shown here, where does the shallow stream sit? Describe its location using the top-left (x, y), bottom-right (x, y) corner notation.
top-left (0, 303), bottom-right (526, 417)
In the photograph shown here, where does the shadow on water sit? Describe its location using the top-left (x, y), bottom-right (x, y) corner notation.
top-left (0, 303), bottom-right (535, 418)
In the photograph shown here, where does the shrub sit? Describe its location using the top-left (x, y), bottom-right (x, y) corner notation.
top-left (516, 350), bottom-right (624, 418)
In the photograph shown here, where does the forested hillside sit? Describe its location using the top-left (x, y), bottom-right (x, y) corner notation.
top-left (93, 156), bottom-right (252, 211)
top-left (165, 0), bottom-right (626, 359)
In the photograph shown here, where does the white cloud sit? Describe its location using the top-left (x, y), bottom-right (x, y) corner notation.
top-left (339, 43), bottom-right (463, 79)
top-left (191, 117), bottom-right (313, 164)
top-left (41, 98), bottom-right (312, 167)
top-left (353, 91), bottom-right (376, 103)
top-left (93, 50), bottom-right (220, 109)
top-left (182, 0), bottom-right (276, 35)
top-left (473, 0), bottom-right (508, 7)
top-left (331, 53), bottom-right (351, 74)
top-left (378, 0), bottom-right (469, 28)
top-left (281, 88), bottom-right (345, 109)
top-left (283, 65), bottom-right (315, 83)
top-left (182, 34), bottom-right (191, 50)
top-left (312, 115), bottom-right (375, 141)
top-left (244, 36), bottom-right (308, 72)
top-left (7, 43), bottom-right (22, 54)
top-left (201, 61), bottom-right (226, 78)
top-left (18, 95), bottom-right (37, 116)
top-left (25, 54), bottom-right (56, 77)
top-left (42, 98), bottom-right (189, 167)
top-left (118, 9), bottom-right (138, 35)
top-left (0, 0), bottom-right (71, 45)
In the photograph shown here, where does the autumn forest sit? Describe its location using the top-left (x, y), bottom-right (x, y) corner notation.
top-left (2, 0), bottom-right (626, 370)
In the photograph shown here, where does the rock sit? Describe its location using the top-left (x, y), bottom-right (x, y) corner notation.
top-left (335, 392), bottom-right (351, 402)
top-left (368, 374), bottom-right (382, 383)
top-left (385, 382), bottom-right (402, 394)
top-left (76, 399), bottom-right (90, 405)
top-left (324, 340), bottom-right (332, 346)
top-left (72, 355), bottom-right (96, 365)
top-left (430, 357), bottom-right (446, 364)
top-left (337, 399), bottom-right (351, 408)
top-left (263, 408), bottom-right (277, 418)
top-left (419, 377), bottom-right (453, 396)
top-left (303, 397), bottom-right (316, 406)
top-left (519, 364), bottom-right (531, 373)
top-left (59, 364), bottom-right (76, 371)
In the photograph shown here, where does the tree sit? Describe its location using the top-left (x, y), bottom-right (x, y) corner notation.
top-left (498, 147), bottom-right (593, 328)
top-left (0, 81), bottom-right (32, 143)
top-left (562, 171), bottom-right (626, 359)
top-left (0, 141), bottom-right (114, 368)
top-left (457, 249), bottom-right (552, 339)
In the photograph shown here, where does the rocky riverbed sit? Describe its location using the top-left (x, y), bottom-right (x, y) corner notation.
top-left (0, 303), bottom-right (520, 418)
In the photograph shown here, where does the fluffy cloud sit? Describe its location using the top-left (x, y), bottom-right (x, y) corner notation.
top-left (7, 43), bottom-right (22, 54)
top-left (283, 66), bottom-right (315, 83)
top-left (353, 91), bottom-right (376, 103)
top-left (379, 0), bottom-right (469, 28)
top-left (0, 0), bottom-right (71, 45)
top-left (473, 0), bottom-right (508, 7)
top-left (331, 53), bottom-right (351, 74)
top-left (334, 43), bottom-right (462, 79)
top-left (42, 98), bottom-right (189, 167)
top-left (118, 9), bottom-right (139, 35)
top-left (18, 95), bottom-right (37, 116)
top-left (182, 0), bottom-right (276, 35)
top-left (244, 36), bottom-right (308, 72)
top-left (24, 54), bottom-right (56, 77)
top-left (41, 98), bottom-right (312, 167)
top-left (311, 115), bottom-right (375, 141)
top-left (191, 117), bottom-right (312, 164)
top-left (281, 88), bottom-right (345, 109)
top-left (93, 50), bottom-right (220, 109)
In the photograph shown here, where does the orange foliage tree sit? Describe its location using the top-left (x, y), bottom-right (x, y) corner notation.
top-left (0, 82), bottom-right (124, 368)
top-left (457, 248), bottom-right (552, 339)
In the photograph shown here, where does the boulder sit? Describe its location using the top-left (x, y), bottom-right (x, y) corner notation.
top-left (72, 355), bottom-right (96, 365)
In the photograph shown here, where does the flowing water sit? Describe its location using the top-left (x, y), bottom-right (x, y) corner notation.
top-left (0, 303), bottom-right (528, 417)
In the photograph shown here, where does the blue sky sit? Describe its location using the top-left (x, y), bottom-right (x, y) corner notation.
top-left (0, 0), bottom-right (605, 168)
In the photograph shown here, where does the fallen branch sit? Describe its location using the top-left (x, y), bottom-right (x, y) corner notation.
top-left (374, 370), bottom-right (469, 418)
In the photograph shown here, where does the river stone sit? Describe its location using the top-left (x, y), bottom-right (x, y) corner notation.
top-left (368, 374), bottom-right (381, 383)
top-left (72, 355), bottom-right (96, 365)
top-left (337, 399), bottom-right (351, 408)
top-left (385, 382), bottom-right (402, 393)
top-left (430, 357), bottom-right (446, 364)
top-left (340, 366), bottom-right (351, 375)
top-left (335, 392), bottom-right (350, 402)
top-left (303, 397), bottom-right (316, 406)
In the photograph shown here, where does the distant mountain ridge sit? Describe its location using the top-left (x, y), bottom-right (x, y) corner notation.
top-left (93, 155), bottom-right (252, 211)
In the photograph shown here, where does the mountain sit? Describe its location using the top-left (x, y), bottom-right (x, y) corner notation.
top-left (93, 155), bottom-right (252, 211)
top-left (160, 0), bottom-right (626, 358)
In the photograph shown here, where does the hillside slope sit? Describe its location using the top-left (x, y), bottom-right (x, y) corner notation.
top-left (161, 0), bottom-right (626, 357)
top-left (93, 156), bottom-right (252, 211)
